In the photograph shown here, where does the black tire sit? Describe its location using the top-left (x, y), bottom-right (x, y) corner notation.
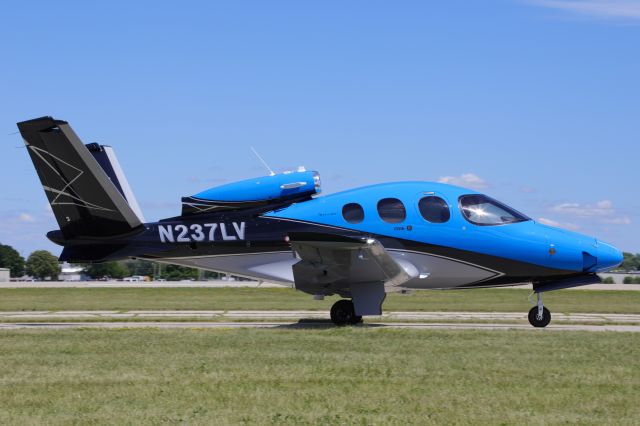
top-left (330, 299), bottom-right (355, 326)
top-left (528, 306), bottom-right (551, 328)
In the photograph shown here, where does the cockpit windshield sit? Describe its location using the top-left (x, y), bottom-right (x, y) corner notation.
top-left (459, 194), bottom-right (530, 226)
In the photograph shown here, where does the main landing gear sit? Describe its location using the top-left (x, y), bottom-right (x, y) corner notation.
top-left (528, 292), bottom-right (551, 328)
top-left (330, 299), bottom-right (363, 326)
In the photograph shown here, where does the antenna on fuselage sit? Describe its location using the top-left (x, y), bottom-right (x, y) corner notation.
top-left (250, 146), bottom-right (276, 176)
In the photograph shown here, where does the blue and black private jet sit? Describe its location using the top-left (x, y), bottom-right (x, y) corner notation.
top-left (17, 116), bottom-right (623, 327)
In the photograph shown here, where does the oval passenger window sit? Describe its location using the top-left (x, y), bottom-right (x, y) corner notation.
top-left (342, 203), bottom-right (365, 224)
top-left (418, 196), bottom-right (450, 223)
top-left (377, 198), bottom-right (406, 223)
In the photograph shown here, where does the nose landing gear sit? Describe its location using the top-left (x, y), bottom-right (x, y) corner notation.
top-left (528, 292), bottom-right (551, 328)
top-left (330, 299), bottom-right (363, 326)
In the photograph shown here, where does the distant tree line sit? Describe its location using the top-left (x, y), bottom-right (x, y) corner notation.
top-left (595, 253), bottom-right (639, 284)
top-left (83, 259), bottom-right (220, 281)
top-left (0, 244), bottom-right (24, 277)
top-left (26, 250), bottom-right (61, 279)
top-left (620, 253), bottom-right (640, 272)
top-left (0, 245), bottom-right (61, 279)
top-left (0, 242), bottom-right (219, 281)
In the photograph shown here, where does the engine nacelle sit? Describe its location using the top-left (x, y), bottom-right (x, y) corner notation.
top-left (181, 170), bottom-right (321, 216)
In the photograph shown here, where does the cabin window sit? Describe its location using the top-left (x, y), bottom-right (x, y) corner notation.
top-left (377, 198), bottom-right (406, 223)
top-left (418, 196), bottom-right (450, 223)
top-left (342, 203), bottom-right (364, 224)
top-left (459, 194), bottom-right (530, 226)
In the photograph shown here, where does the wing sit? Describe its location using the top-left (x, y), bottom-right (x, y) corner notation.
top-left (289, 232), bottom-right (417, 315)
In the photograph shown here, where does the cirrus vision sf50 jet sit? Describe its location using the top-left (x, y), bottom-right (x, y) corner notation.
top-left (17, 117), bottom-right (623, 327)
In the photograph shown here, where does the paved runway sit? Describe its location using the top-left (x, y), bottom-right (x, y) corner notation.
top-left (1, 321), bottom-right (639, 332)
top-left (1, 310), bottom-right (639, 332)
top-left (2, 310), bottom-right (640, 322)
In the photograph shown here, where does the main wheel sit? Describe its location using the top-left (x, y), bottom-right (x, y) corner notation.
top-left (528, 306), bottom-right (551, 328)
top-left (330, 299), bottom-right (356, 326)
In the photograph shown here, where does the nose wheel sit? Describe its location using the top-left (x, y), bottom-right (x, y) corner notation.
top-left (528, 292), bottom-right (551, 328)
top-left (330, 299), bottom-right (363, 326)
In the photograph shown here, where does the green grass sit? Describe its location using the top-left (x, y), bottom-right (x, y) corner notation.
top-left (0, 328), bottom-right (638, 425)
top-left (0, 287), bottom-right (639, 313)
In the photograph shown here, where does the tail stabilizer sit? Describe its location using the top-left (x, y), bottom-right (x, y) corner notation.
top-left (17, 116), bottom-right (144, 240)
top-left (85, 143), bottom-right (145, 223)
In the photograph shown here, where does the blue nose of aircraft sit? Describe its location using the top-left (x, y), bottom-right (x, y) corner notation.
top-left (597, 241), bottom-right (624, 272)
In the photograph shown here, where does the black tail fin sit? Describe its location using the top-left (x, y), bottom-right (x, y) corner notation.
top-left (17, 116), bottom-right (144, 240)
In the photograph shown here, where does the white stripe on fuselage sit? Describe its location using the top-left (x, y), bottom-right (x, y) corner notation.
top-left (154, 249), bottom-right (502, 290)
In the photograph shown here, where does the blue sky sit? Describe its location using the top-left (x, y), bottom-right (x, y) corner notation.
top-left (1, 0), bottom-right (638, 257)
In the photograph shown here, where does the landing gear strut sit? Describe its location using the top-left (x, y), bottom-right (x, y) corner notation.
top-left (528, 292), bottom-right (551, 328)
top-left (330, 299), bottom-right (363, 326)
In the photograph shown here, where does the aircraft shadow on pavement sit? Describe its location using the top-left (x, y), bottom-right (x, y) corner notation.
top-left (274, 319), bottom-right (386, 329)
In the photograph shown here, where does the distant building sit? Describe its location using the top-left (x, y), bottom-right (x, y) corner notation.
top-left (0, 268), bottom-right (9, 283)
top-left (122, 275), bottom-right (148, 282)
top-left (58, 262), bottom-right (89, 281)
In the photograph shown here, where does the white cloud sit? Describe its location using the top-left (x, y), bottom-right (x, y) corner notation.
top-left (438, 173), bottom-right (488, 190)
top-left (19, 213), bottom-right (35, 223)
top-left (528, 0), bottom-right (640, 19)
top-left (0, 210), bottom-right (60, 256)
top-left (549, 199), bottom-right (631, 225)
top-left (551, 199), bottom-right (611, 217)
top-left (537, 217), bottom-right (561, 226)
top-left (603, 216), bottom-right (632, 225)
top-left (537, 217), bottom-right (581, 230)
